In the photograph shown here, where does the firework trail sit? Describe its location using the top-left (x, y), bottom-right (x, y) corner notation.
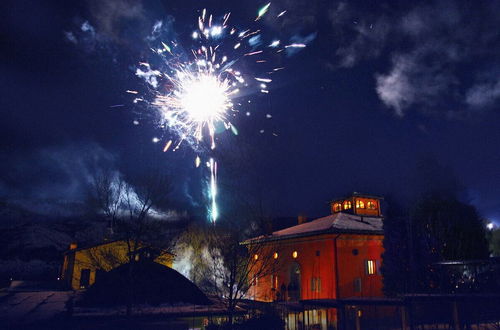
top-left (132, 3), bottom-right (310, 223)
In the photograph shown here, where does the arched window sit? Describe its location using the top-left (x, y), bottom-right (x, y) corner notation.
top-left (367, 201), bottom-right (377, 209)
top-left (288, 263), bottom-right (301, 301)
top-left (333, 203), bottom-right (342, 212)
top-left (356, 200), bottom-right (365, 209)
top-left (343, 200), bottom-right (352, 210)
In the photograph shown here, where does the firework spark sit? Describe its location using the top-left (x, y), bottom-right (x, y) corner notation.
top-left (256, 3), bottom-right (271, 21)
top-left (153, 69), bottom-right (235, 149)
top-left (209, 158), bottom-right (218, 222)
top-left (132, 6), bottom-right (310, 223)
top-left (163, 140), bottom-right (172, 152)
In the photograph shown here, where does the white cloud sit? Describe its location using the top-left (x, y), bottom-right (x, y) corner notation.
top-left (64, 31), bottom-right (77, 44)
top-left (87, 0), bottom-right (145, 41)
top-left (81, 21), bottom-right (95, 34)
top-left (326, 1), bottom-right (500, 117)
top-left (375, 56), bottom-right (415, 116)
top-left (0, 142), bottom-right (116, 215)
top-left (376, 54), bottom-right (456, 116)
top-left (146, 17), bottom-right (175, 42)
top-left (327, 1), bottom-right (391, 68)
top-left (466, 79), bottom-right (500, 108)
top-left (336, 18), bottom-right (391, 68)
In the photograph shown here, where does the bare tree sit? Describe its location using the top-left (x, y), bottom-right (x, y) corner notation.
top-left (89, 168), bottom-right (124, 232)
top-left (174, 220), bottom-right (281, 326)
top-left (87, 167), bottom-right (175, 315)
top-left (207, 224), bottom-right (282, 326)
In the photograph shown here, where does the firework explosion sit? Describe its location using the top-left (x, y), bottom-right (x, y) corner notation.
top-left (133, 4), bottom-right (309, 223)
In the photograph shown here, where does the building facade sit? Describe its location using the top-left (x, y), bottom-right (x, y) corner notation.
top-left (60, 240), bottom-right (173, 290)
top-left (246, 193), bottom-right (385, 302)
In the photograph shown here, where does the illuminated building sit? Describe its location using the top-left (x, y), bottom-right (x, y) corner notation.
top-left (245, 193), bottom-right (384, 302)
top-left (60, 240), bottom-right (173, 290)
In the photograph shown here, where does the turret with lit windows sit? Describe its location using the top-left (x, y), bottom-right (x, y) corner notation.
top-left (330, 192), bottom-right (383, 217)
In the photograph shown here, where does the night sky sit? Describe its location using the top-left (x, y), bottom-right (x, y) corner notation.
top-left (2, 0), bottom-right (500, 223)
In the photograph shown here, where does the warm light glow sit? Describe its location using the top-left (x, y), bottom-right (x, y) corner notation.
top-left (343, 200), bottom-right (352, 210)
top-left (366, 260), bottom-right (376, 275)
top-left (367, 201), bottom-right (376, 209)
top-left (333, 202), bottom-right (341, 212)
top-left (292, 251), bottom-right (298, 258)
top-left (356, 199), bottom-right (365, 209)
top-left (272, 274), bottom-right (278, 289)
top-left (254, 254), bottom-right (259, 260)
top-left (273, 252), bottom-right (279, 259)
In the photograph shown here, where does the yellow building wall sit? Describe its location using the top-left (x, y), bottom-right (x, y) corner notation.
top-left (64, 240), bottom-right (173, 290)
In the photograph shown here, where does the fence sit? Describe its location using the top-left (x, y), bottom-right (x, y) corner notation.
top-left (277, 294), bottom-right (500, 330)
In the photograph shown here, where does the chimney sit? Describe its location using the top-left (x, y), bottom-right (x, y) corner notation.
top-left (298, 214), bottom-right (307, 225)
top-left (263, 217), bottom-right (273, 235)
top-left (69, 242), bottom-right (78, 250)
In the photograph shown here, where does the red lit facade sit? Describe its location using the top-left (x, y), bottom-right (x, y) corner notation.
top-left (246, 193), bottom-right (384, 302)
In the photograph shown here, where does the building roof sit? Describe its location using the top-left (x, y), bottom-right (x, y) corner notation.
top-left (245, 212), bottom-right (383, 244)
top-left (80, 261), bottom-right (211, 306)
top-left (64, 239), bottom-right (123, 254)
top-left (64, 239), bottom-right (174, 257)
top-left (329, 192), bottom-right (384, 203)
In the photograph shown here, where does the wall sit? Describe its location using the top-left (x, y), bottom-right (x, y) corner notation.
top-left (353, 198), bottom-right (381, 217)
top-left (69, 241), bottom-right (130, 290)
top-left (331, 197), bottom-right (381, 217)
top-left (336, 234), bottom-right (384, 298)
top-left (63, 240), bottom-right (173, 290)
top-left (250, 233), bottom-right (384, 301)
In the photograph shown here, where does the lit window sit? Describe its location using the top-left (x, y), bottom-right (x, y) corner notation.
top-left (273, 252), bottom-right (279, 259)
top-left (356, 199), bottom-right (365, 209)
top-left (292, 251), bottom-right (298, 258)
top-left (271, 274), bottom-right (278, 289)
top-left (366, 260), bottom-right (376, 275)
top-left (254, 254), bottom-right (259, 260)
top-left (333, 203), bottom-right (342, 212)
top-left (343, 201), bottom-right (352, 210)
top-left (367, 201), bottom-right (377, 209)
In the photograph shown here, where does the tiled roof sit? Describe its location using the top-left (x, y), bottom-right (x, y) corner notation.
top-left (246, 212), bottom-right (383, 243)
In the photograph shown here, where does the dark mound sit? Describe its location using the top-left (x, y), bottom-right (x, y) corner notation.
top-left (80, 261), bottom-right (211, 306)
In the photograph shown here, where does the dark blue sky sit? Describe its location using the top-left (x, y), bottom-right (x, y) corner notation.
top-left (1, 0), bottom-right (500, 223)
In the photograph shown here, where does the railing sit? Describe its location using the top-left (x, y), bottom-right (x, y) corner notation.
top-left (276, 294), bottom-right (500, 330)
